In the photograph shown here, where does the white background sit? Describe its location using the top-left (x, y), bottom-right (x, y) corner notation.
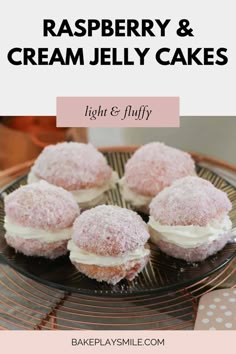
top-left (0, 0), bottom-right (235, 115)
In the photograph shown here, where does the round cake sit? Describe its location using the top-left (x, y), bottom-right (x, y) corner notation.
top-left (28, 142), bottom-right (118, 209)
top-left (148, 176), bottom-right (233, 262)
top-left (4, 181), bottom-right (80, 259)
top-left (68, 205), bottom-right (150, 285)
top-left (119, 142), bottom-right (195, 213)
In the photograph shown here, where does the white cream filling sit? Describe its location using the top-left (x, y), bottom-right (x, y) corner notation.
top-left (4, 216), bottom-right (71, 243)
top-left (28, 170), bottom-right (118, 203)
top-left (119, 177), bottom-right (151, 207)
top-left (68, 240), bottom-right (150, 267)
top-left (148, 215), bottom-right (232, 248)
top-left (27, 170), bottom-right (41, 184)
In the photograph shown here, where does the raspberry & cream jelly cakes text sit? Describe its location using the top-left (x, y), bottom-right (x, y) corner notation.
top-left (4, 181), bottom-right (79, 258)
top-left (28, 142), bottom-right (118, 209)
top-left (148, 176), bottom-right (232, 262)
top-left (68, 205), bottom-right (150, 285)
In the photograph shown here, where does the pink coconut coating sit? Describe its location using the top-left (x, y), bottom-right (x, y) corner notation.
top-left (150, 176), bottom-right (232, 226)
top-left (5, 181), bottom-right (80, 230)
top-left (73, 254), bottom-right (149, 285)
top-left (5, 234), bottom-right (68, 259)
top-left (31, 142), bottom-right (112, 190)
top-left (124, 142), bottom-right (195, 197)
top-left (72, 205), bottom-right (150, 256)
top-left (151, 231), bottom-right (232, 262)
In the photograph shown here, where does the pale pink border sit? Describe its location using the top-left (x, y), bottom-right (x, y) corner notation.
top-left (0, 331), bottom-right (234, 354)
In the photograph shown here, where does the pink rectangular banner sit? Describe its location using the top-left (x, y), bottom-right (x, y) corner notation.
top-left (56, 97), bottom-right (179, 127)
top-left (0, 330), bottom-right (235, 354)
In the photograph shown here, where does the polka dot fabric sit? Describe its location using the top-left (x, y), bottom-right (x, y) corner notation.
top-left (194, 289), bottom-right (236, 330)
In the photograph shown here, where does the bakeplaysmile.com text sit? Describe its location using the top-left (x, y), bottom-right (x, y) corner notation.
top-left (71, 337), bottom-right (165, 347)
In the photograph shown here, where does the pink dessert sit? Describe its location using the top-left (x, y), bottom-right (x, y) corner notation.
top-left (68, 205), bottom-right (150, 285)
top-left (119, 142), bottom-right (195, 213)
top-left (148, 176), bottom-right (233, 262)
top-left (27, 142), bottom-right (118, 209)
top-left (4, 181), bottom-right (80, 259)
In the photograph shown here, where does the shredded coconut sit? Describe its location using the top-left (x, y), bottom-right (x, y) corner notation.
top-left (5, 181), bottom-right (80, 230)
top-left (150, 176), bottom-right (232, 226)
top-left (72, 205), bottom-right (150, 256)
top-left (31, 142), bottom-right (112, 190)
top-left (124, 142), bottom-right (195, 197)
